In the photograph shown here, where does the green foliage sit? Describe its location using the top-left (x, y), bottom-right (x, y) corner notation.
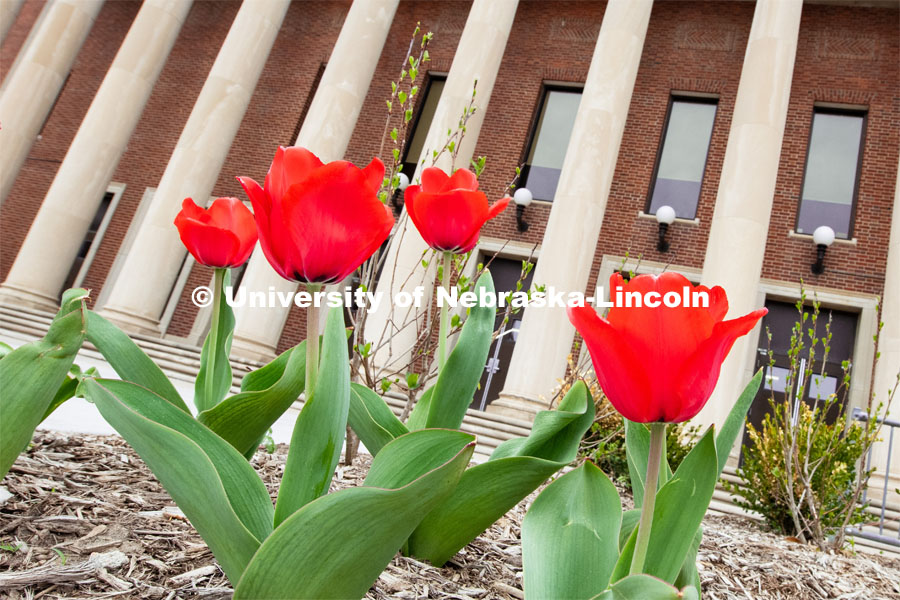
top-left (726, 402), bottom-right (870, 538)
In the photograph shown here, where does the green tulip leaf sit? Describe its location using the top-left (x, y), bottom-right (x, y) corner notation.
top-left (85, 310), bottom-right (188, 413)
top-left (522, 462), bottom-right (622, 599)
top-left (347, 382), bottom-right (409, 456)
top-left (612, 428), bottom-right (717, 584)
top-left (716, 368), bottom-right (763, 476)
top-left (590, 574), bottom-right (699, 600)
top-left (0, 289), bottom-right (88, 479)
top-left (274, 308), bottom-right (350, 526)
top-left (234, 430), bottom-right (475, 600)
top-left (195, 269), bottom-right (235, 413)
top-left (673, 526), bottom-right (703, 597)
top-left (81, 378), bottom-right (271, 582)
top-left (405, 385), bottom-right (434, 430)
top-left (406, 380), bottom-right (595, 565)
top-left (198, 342), bottom-right (306, 457)
top-left (423, 271), bottom-right (495, 430)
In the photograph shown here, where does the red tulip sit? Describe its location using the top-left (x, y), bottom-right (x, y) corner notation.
top-left (237, 146), bottom-right (393, 284)
top-left (174, 197), bottom-right (257, 268)
top-left (405, 167), bottom-right (509, 253)
top-left (568, 272), bottom-right (767, 423)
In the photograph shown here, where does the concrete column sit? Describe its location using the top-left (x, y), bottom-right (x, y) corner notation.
top-left (364, 0), bottom-right (519, 369)
top-left (0, 0), bottom-right (193, 311)
top-left (96, 0), bottom-right (290, 333)
top-left (490, 0), bottom-right (654, 421)
top-left (694, 0), bottom-right (803, 428)
top-left (870, 160), bottom-right (900, 496)
top-left (0, 0), bottom-right (104, 205)
top-left (0, 0), bottom-right (25, 45)
top-left (229, 0), bottom-right (400, 361)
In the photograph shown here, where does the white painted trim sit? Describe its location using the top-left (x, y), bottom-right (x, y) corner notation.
top-left (637, 210), bottom-right (701, 226)
top-left (788, 229), bottom-right (858, 246)
top-left (72, 182), bottom-right (126, 289)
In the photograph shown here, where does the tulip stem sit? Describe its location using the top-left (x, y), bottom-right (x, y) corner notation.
top-left (630, 422), bottom-right (667, 576)
top-left (305, 284), bottom-right (322, 401)
top-left (437, 252), bottom-right (452, 372)
top-left (203, 267), bottom-right (226, 411)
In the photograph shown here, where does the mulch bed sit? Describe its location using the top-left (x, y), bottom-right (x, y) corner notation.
top-left (1, 432), bottom-right (898, 599)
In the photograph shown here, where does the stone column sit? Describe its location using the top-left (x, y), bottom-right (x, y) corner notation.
top-left (0, 0), bottom-right (25, 45)
top-left (694, 0), bottom-right (803, 428)
top-left (0, 0), bottom-right (104, 205)
top-left (229, 0), bottom-right (400, 361)
top-left (490, 0), bottom-right (654, 421)
top-left (870, 160), bottom-right (900, 493)
top-left (364, 0), bottom-right (519, 369)
top-left (0, 0), bottom-right (193, 311)
top-left (96, 0), bottom-right (290, 333)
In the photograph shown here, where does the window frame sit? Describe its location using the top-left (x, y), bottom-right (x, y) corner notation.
top-left (794, 105), bottom-right (867, 240)
top-left (64, 182), bottom-right (126, 292)
top-left (518, 81), bottom-right (584, 203)
top-left (644, 94), bottom-right (719, 221)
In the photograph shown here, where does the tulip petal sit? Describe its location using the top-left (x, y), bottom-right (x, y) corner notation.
top-left (668, 308), bottom-right (768, 422)
top-left (421, 167), bottom-right (450, 193)
top-left (486, 196), bottom-right (510, 220)
top-left (239, 176), bottom-right (290, 280)
top-left (447, 168), bottom-right (478, 192)
top-left (281, 146), bottom-right (324, 192)
top-left (282, 163), bottom-right (394, 282)
top-left (175, 198), bottom-right (207, 225)
top-left (362, 157), bottom-right (385, 194)
top-left (567, 305), bottom-right (655, 423)
top-left (406, 190), bottom-right (488, 252)
top-left (178, 221), bottom-right (241, 268)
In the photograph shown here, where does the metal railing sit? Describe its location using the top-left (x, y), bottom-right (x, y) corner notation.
top-left (846, 407), bottom-right (900, 547)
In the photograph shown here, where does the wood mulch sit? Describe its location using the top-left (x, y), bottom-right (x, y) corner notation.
top-left (0, 432), bottom-right (898, 599)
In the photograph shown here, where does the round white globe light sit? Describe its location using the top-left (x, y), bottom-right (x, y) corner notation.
top-left (513, 187), bottom-right (533, 207)
top-left (812, 225), bottom-right (836, 247)
top-left (397, 172), bottom-right (410, 191)
top-left (655, 205), bottom-right (676, 225)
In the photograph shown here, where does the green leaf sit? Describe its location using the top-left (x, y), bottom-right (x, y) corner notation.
top-left (716, 368), bottom-right (763, 476)
top-left (85, 310), bottom-right (187, 412)
top-left (591, 574), bottom-right (699, 600)
top-left (234, 430), bottom-right (475, 600)
top-left (82, 379), bottom-right (270, 582)
top-left (625, 421), bottom-right (672, 508)
top-left (673, 526), bottom-right (703, 597)
top-left (41, 376), bottom-right (79, 422)
top-left (405, 385), bottom-right (433, 430)
top-left (347, 383), bottom-right (408, 456)
top-left (274, 308), bottom-right (350, 525)
top-left (406, 381), bottom-right (594, 565)
top-left (423, 271), bottom-right (495, 429)
top-left (0, 289), bottom-right (88, 479)
top-left (198, 342), bottom-right (306, 457)
top-left (612, 428), bottom-right (718, 584)
top-left (523, 462), bottom-right (622, 599)
top-left (195, 269), bottom-right (234, 412)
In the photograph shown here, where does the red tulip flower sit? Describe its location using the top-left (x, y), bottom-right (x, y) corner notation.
top-left (174, 197), bottom-right (257, 268)
top-left (405, 167), bottom-right (509, 253)
top-left (238, 146), bottom-right (393, 284)
top-left (568, 272), bottom-right (767, 423)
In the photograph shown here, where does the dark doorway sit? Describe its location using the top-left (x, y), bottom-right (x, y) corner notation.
top-left (473, 256), bottom-right (536, 410)
top-left (741, 299), bottom-right (858, 455)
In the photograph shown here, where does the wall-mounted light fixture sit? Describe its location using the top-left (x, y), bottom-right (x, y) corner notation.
top-left (655, 205), bottom-right (676, 252)
top-left (391, 172), bottom-right (410, 215)
top-left (810, 225), bottom-right (835, 275)
top-left (514, 187), bottom-right (532, 233)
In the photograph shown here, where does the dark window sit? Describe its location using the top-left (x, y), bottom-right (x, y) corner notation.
top-left (62, 191), bottom-right (114, 294)
top-left (647, 97), bottom-right (717, 220)
top-left (520, 87), bottom-right (582, 202)
top-left (400, 74), bottom-right (446, 178)
top-left (796, 108), bottom-right (866, 239)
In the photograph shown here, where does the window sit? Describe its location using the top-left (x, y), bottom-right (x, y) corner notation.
top-left (796, 108), bottom-right (866, 239)
top-left (647, 96), bottom-right (717, 220)
top-left (401, 74), bottom-right (446, 177)
top-left (520, 86), bottom-right (582, 202)
top-left (61, 188), bottom-right (119, 294)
